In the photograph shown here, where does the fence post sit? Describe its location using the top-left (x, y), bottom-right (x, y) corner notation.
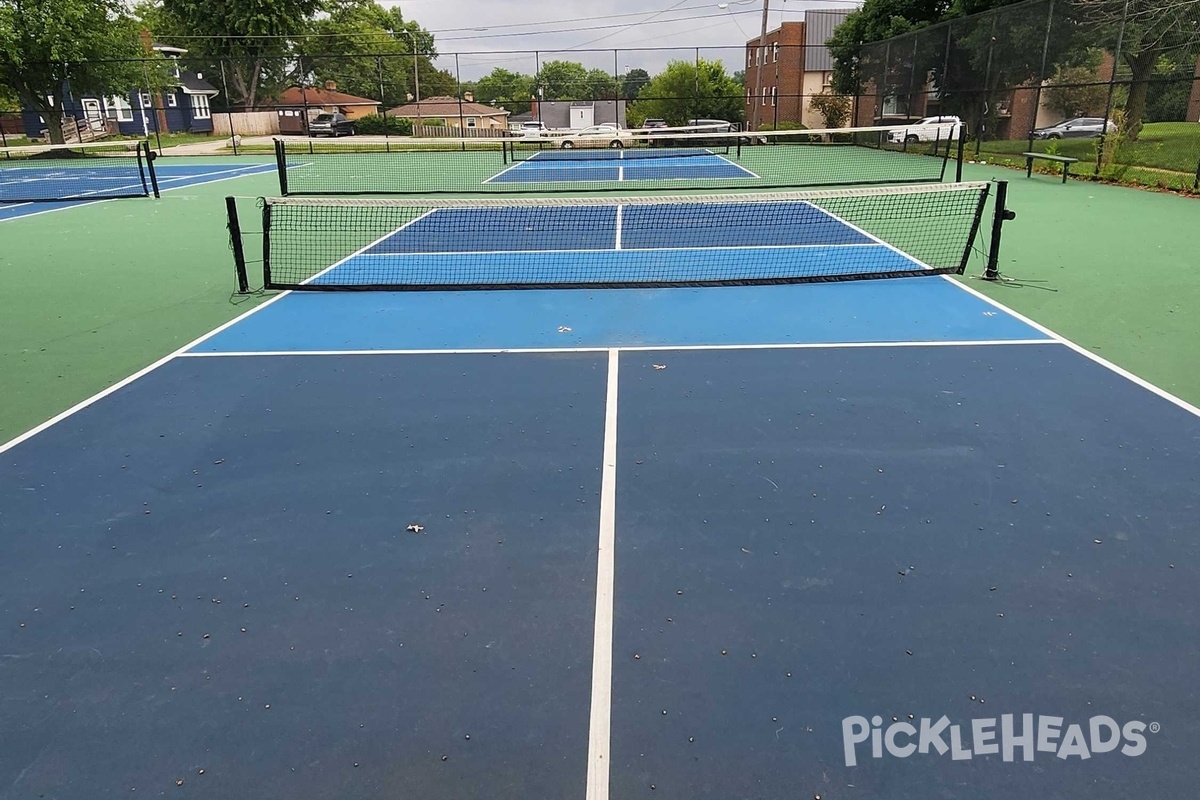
top-left (1029, 0), bottom-right (1055, 153)
top-left (1097, 0), bottom-right (1130, 174)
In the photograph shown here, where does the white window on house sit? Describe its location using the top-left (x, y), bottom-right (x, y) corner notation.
top-left (773, 42), bottom-right (779, 62)
top-left (746, 89), bottom-right (752, 104)
top-left (823, 71), bottom-right (833, 88)
top-left (139, 92), bottom-right (152, 108)
top-left (755, 48), bottom-right (760, 66)
top-left (191, 94), bottom-right (211, 119)
top-left (747, 49), bottom-right (753, 67)
top-left (167, 94), bottom-right (177, 108)
top-left (105, 95), bottom-right (133, 122)
top-left (772, 86), bottom-right (777, 106)
top-left (761, 87), bottom-right (768, 106)
top-left (45, 95), bottom-right (55, 106)
top-left (465, 117), bottom-right (477, 128)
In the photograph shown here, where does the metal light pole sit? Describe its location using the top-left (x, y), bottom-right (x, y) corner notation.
top-left (752, 0), bottom-right (770, 131)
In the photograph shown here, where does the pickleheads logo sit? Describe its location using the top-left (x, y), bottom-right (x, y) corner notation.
top-left (842, 714), bottom-right (1157, 767)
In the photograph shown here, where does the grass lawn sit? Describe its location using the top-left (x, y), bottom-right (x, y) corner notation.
top-left (975, 121), bottom-right (1200, 174)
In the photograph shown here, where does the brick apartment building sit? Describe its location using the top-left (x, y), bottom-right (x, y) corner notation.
top-left (743, 10), bottom-right (853, 131)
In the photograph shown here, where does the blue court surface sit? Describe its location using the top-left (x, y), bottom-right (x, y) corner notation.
top-left (310, 202), bottom-right (925, 288)
top-left (486, 148), bottom-right (758, 184)
top-left (0, 161), bottom-right (277, 222)
top-left (3, 275), bottom-right (1200, 800)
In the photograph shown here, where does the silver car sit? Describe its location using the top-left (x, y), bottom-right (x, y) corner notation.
top-left (1032, 117), bottom-right (1116, 139)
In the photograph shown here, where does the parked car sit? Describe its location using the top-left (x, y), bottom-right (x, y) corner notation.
top-left (559, 124), bottom-right (629, 149)
top-left (308, 112), bottom-right (355, 137)
top-left (886, 115), bottom-right (963, 144)
top-left (641, 118), bottom-right (668, 129)
top-left (651, 119), bottom-right (754, 147)
top-left (517, 120), bottom-right (550, 137)
top-left (1032, 117), bottom-right (1116, 139)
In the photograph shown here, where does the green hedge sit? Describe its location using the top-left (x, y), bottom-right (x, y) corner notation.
top-left (353, 114), bottom-right (413, 135)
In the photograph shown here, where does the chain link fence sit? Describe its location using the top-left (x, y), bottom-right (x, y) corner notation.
top-left (853, 0), bottom-right (1200, 191)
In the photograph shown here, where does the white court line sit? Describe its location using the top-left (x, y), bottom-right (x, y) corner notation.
top-left (357, 243), bottom-right (882, 257)
top-left (480, 155), bottom-right (529, 184)
top-left (0, 161), bottom-right (282, 224)
top-left (709, 150), bottom-right (760, 179)
top-left (799, 200), bottom-right (934, 273)
top-left (942, 275), bottom-right (1200, 419)
top-left (0, 207), bottom-right (440, 454)
top-left (614, 205), bottom-right (623, 250)
top-left (297, 209), bottom-right (440, 285)
top-left (178, 340), bottom-right (1054, 358)
top-left (585, 348), bottom-right (619, 800)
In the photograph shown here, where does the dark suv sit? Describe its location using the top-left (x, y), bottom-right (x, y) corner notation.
top-left (308, 112), bottom-right (356, 137)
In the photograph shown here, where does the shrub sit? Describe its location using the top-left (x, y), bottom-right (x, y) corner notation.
top-left (354, 114), bottom-right (413, 135)
top-left (809, 92), bottom-right (851, 129)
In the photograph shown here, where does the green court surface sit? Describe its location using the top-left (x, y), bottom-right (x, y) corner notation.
top-left (1, 152), bottom-right (1197, 444)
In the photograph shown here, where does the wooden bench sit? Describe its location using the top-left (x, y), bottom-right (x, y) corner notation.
top-left (1022, 152), bottom-right (1079, 184)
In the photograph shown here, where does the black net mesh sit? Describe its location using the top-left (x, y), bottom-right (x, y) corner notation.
top-left (0, 140), bottom-right (156, 203)
top-left (275, 124), bottom-right (962, 195)
top-left (250, 182), bottom-right (991, 290)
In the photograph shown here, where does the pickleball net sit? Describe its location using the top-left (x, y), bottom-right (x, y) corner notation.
top-left (0, 140), bottom-right (159, 203)
top-left (229, 182), bottom-right (993, 291)
top-left (274, 123), bottom-right (964, 196)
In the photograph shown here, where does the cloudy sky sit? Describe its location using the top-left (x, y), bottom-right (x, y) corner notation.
top-left (379, 0), bottom-right (860, 79)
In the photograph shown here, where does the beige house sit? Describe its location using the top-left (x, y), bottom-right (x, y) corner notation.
top-left (272, 83), bottom-right (381, 134)
top-left (386, 93), bottom-right (510, 130)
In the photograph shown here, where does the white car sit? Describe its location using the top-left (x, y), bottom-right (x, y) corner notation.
top-left (887, 116), bottom-right (963, 144)
top-left (516, 120), bottom-right (550, 137)
top-left (560, 124), bottom-right (629, 149)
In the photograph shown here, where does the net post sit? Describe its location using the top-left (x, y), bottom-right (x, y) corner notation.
top-left (142, 140), bottom-right (161, 198)
top-left (275, 139), bottom-right (289, 195)
top-left (955, 128), bottom-right (965, 183)
top-left (261, 200), bottom-right (273, 289)
top-left (226, 196), bottom-right (250, 293)
top-left (984, 180), bottom-right (1016, 281)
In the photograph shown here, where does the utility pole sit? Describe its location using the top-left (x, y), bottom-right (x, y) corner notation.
top-left (751, 0), bottom-right (770, 131)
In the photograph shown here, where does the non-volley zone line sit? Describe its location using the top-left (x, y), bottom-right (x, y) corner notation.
top-left (484, 149), bottom-right (758, 184)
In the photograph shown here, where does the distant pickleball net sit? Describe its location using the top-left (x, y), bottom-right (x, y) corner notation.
top-left (0, 140), bottom-right (158, 203)
top-left (274, 124), bottom-right (963, 196)
top-left (232, 182), bottom-right (991, 291)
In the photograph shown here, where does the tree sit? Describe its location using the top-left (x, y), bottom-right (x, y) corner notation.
top-left (827, 0), bottom-right (951, 95)
top-left (535, 60), bottom-right (589, 99)
top-left (1043, 62), bottom-right (1110, 117)
top-left (1074, 0), bottom-right (1200, 139)
top-left (732, 69), bottom-right (745, 88)
top-left (474, 67), bottom-right (534, 113)
top-left (584, 68), bottom-right (618, 100)
top-left (304, 1), bottom-right (422, 108)
top-left (621, 67), bottom-right (650, 100)
top-left (629, 58), bottom-right (743, 127)
top-left (155, 0), bottom-right (323, 108)
top-left (810, 91), bottom-right (851, 127)
top-left (0, 0), bottom-right (153, 143)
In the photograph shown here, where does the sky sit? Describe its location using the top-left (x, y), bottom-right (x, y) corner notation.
top-left (379, 0), bottom-right (861, 80)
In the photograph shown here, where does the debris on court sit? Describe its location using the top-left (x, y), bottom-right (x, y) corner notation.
top-left (557, 325), bottom-right (572, 333)
top-left (652, 364), bottom-right (667, 370)
top-left (406, 523), bottom-right (424, 533)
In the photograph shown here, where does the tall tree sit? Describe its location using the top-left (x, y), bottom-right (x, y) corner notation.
top-left (621, 67), bottom-right (650, 100)
top-left (629, 58), bottom-right (743, 127)
top-left (1074, 0), bottom-right (1200, 139)
top-left (474, 67), bottom-right (534, 113)
top-left (155, 0), bottom-right (322, 108)
top-left (304, 1), bottom-right (420, 108)
top-left (535, 60), bottom-right (589, 100)
top-left (584, 68), bottom-right (618, 100)
top-left (0, 0), bottom-right (153, 143)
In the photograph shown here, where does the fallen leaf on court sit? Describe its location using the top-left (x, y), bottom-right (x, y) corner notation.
top-left (557, 326), bottom-right (572, 333)
top-left (653, 364), bottom-right (667, 370)
top-left (406, 524), bottom-right (424, 533)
